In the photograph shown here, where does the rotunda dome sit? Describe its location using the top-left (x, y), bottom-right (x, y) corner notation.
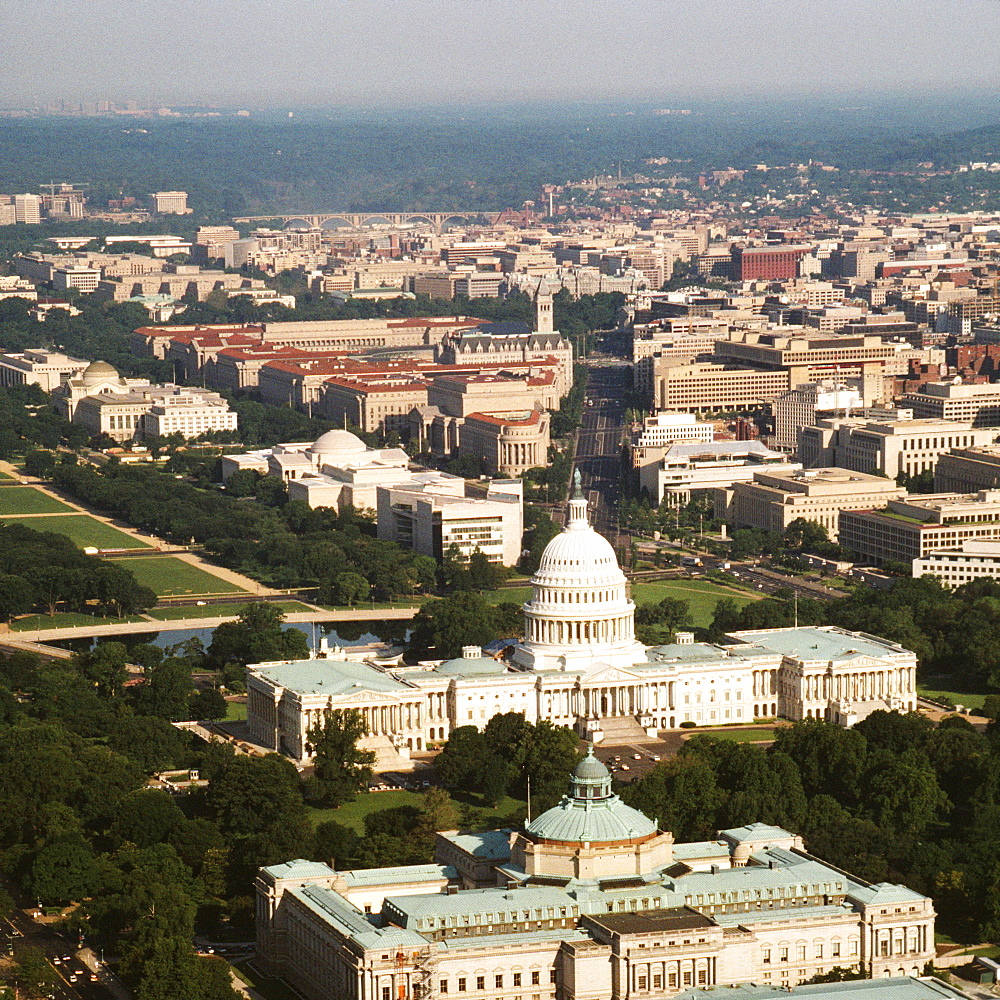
top-left (80, 360), bottom-right (123, 386)
top-left (524, 746), bottom-right (656, 845)
top-left (309, 429), bottom-right (368, 462)
top-left (573, 748), bottom-right (611, 782)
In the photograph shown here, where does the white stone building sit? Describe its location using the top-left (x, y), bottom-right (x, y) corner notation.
top-left (256, 756), bottom-right (936, 1000)
top-left (246, 480), bottom-right (918, 764)
top-left (52, 360), bottom-right (236, 442)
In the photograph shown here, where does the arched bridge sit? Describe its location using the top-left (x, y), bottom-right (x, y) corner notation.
top-left (232, 211), bottom-right (503, 235)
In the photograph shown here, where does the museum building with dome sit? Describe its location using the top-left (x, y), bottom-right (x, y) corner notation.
top-left (257, 752), bottom-right (936, 1000)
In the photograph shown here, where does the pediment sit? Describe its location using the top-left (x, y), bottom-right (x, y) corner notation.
top-left (582, 664), bottom-right (642, 684)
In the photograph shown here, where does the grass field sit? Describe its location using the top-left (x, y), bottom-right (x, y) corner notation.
top-left (112, 556), bottom-right (247, 597)
top-left (0, 487), bottom-right (74, 515)
top-left (307, 789), bottom-right (425, 832)
top-left (631, 579), bottom-right (759, 627)
top-left (487, 579), bottom-right (758, 629)
top-left (685, 726), bottom-right (778, 743)
top-left (225, 700), bottom-right (247, 721)
top-left (1, 513), bottom-right (150, 550)
top-left (307, 788), bottom-right (526, 834)
top-left (918, 685), bottom-right (988, 710)
top-left (10, 611), bottom-right (147, 631)
top-left (147, 600), bottom-right (313, 620)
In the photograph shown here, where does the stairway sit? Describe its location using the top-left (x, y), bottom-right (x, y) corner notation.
top-left (364, 735), bottom-right (418, 773)
top-left (594, 715), bottom-right (658, 744)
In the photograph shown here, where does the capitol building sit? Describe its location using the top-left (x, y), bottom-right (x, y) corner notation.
top-left (246, 478), bottom-right (918, 763)
top-left (256, 752), bottom-right (936, 1000)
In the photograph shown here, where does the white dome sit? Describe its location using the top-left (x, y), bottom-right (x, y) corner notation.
top-left (309, 430), bottom-right (368, 460)
top-left (535, 526), bottom-right (624, 587)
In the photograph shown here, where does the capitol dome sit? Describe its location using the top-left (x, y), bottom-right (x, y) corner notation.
top-left (309, 430), bottom-right (369, 463)
top-left (80, 360), bottom-right (124, 387)
top-left (524, 746), bottom-right (657, 845)
top-left (513, 470), bottom-right (644, 672)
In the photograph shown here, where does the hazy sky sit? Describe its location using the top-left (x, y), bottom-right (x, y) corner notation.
top-left (4, 0), bottom-right (1000, 107)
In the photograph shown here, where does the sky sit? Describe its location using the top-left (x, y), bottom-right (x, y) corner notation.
top-left (3, 0), bottom-right (1000, 108)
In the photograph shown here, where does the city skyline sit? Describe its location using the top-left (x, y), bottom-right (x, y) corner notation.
top-left (4, 0), bottom-right (1000, 107)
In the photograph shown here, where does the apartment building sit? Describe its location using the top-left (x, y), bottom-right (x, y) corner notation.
top-left (731, 245), bottom-right (812, 281)
top-left (902, 380), bottom-right (1000, 427)
top-left (839, 491), bottom-right (1000, 565)
top-left (14, 194), bottom-right (42, 224)
top-left (718, 468), bottom-right (905, 540)
top-left (797, 415), bottom-right (996, 479)
top-left (53, 265), bottom-right (101, 293)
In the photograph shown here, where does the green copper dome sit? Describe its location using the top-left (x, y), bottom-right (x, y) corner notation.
top-left (525, 746), bottom-right (657, 844)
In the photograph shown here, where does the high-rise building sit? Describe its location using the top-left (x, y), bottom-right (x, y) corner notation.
top-left (151, 190), bottom-right (190, 215)
top-left (13, 194), bottom-right (42, 224)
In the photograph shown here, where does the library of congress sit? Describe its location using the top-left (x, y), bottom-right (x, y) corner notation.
top-left (256, 752), bottom-right (936, 1000)
top-left (246, 477), bottom-right (918, 763)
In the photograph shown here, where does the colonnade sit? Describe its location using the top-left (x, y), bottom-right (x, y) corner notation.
top-left (629, 956), bottom-right (716, 993)
top-left (500, 440), bottom-right (540, 469)
top-left (525, 616), bottom-right (633, 644)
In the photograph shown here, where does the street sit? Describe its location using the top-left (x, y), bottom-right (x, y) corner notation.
top-left (0, 906), bottom-right (116, 1000)
top-left (575, 363), bottom-right (630, 539)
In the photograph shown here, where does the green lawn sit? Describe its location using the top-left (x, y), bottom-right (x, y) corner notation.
top-left (147, 600), bottom-right (312, 620)
top-left (687, 726), bottom-right (778, 743)
top-left (631, 579), bottom-right (759, 628)
top-left (484, 579), bottom-right (758, 628)
top-left (225, 700), bottom-right (247, 721)
top-left (0, 487), bottom-right (74, 515)
top-left (10, 611), bottom-right (147, 631)
top-left (307, 789), bottom-right (425, 833)
top-left (112, 556), bottom-right (247, 597)
top-left (918, 685), bottom-right (988, 710)
top-left (1, 513), bottom-right (150, 550)
top-left (484, 587), bottom-right (532, 606)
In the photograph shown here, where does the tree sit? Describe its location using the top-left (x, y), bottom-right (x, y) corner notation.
top-left (23, 449), bottom-right (56, 479)
top-left (111, 789), bottom-right (186, 848)
top-left (783, 518), bottom-right (829, 551)
top-left (467, 549), bottom-right (500, 591)
top-left (205, 754), bottom-right (306, 840)
top-left (306, 709), bottom-right (376, 807)
top-left (413, 787), bottom-right (461, 844)
top-left (635, 597), bottom-right (693, 645)
top-left (409, 592), bottom-right (507, 658)
top-left (74, 641), bottom-right (129, 698)
top-left (107, 715), bottom-right (190, 771)
top-left (0, 572), bottom-right (34, 623)
top-left (29, 837), bottom-right (100, 905)
top-left (189, 688), bottom-right (229, 720)
top-left (434, 726), bottom-right (486, 789)
top-left (313, 820), bottom-right (360, 869)
top-left (207, 603), bottom-right (309, 670)
top-left (333, 571), bottom-right (370, 607)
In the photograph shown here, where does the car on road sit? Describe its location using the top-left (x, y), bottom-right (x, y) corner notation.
top-left (633, 754), bottom-right (641, 760)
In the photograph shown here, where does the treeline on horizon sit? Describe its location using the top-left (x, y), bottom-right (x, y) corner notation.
top-left (3, 102), bottom-right (1000, 218)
